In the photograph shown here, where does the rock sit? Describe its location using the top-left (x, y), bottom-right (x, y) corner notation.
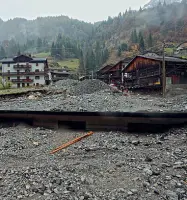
top-left (131, 189), bottom-right (138, 194)
top-left (176, 188), bottom-right (186, 195)
top-left (118, 188), bottom-right (125, 193)
top-left (145, 156), bottom-right (152, 162)
top-left (33, 141), bottom-right (39, 146)
top-left (127, 191), bottom-right (133, 195)
top-left (131, 140), bottom-right (140, 145)
top-left (174, 161), bottom-right (183, 165)
top-left (143, 168), bottom-right (153, 176)
top-left (53, 188), bottom-right (59, 194)
top-left (165, 176), bottom-right (172, 181)
top-left (143, 181), bottom-right (150, 187)
top-left (154, 189), bottom-right (160, 195)
top-left (166, 190), bottom-right (178, 200)
top-left (17, 195), bottom-right (23, 199)
top-left (25, 184), bottom-right (31, 190)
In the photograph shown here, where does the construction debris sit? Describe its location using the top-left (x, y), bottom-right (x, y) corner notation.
top-left (50, 131), bottom-right (94, 154)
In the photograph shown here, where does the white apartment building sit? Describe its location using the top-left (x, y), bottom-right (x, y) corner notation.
top-left (1, 55), bottom-right (50, 88)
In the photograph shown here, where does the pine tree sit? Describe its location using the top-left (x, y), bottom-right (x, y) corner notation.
top-left (37, 37), bottom-right (43, 53)
top-left (121, 43), bottom-right (128, 51)
top-left (147, 32), bottom-right (153, 48)
top-left (134, 29), bottom-right (138, 43)
top-left (0, 46), bottom-right (6, 58)
top-left (139, 32), bottom-right (145, 53)
top-left (131, 31), bottom-right (135, 43)
top-left (79, 50), bottom-right (85, 73)
top-left (117, 46), bottom-right (122, 57)
top-left (51, 42), bottom-right (55, 56)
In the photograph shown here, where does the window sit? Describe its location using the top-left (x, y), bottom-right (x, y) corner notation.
top-left (17, 70), bottom-right (20, 74)
top-left (17, 83), bottom-right (20, 88)
top-left (36, 63), bottom-right (39, 66)
top-left (35, 69), bottom-right (39, 72)
top-left (8, 77), bottom-right (10, 81)
top-left (8, 63), bottom-right (10, 67)
top-left (35, 76), bottom-right (40, 80)
top-left (8, 70), bottom-right (10, 74)
top-left (27, 83), bottom-right (29, 87)
top-left (26, 76), bottom-right (29, 80)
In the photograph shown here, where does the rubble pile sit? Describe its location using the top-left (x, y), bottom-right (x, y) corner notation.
top-left (55, 79), bottom-right (79, 89)
top-left (0, 126), bottom-right (187, 200)
top-left (72, 79), bottom-right (110, 96)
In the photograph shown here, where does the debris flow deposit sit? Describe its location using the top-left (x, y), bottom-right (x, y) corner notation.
top-left (0, 79), bottom-right (187, 200)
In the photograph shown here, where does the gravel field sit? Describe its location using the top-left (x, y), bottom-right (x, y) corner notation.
top-left (0, 125), bottom-right (187, 200)
top-left (0, 79), bottom-right (187, 112)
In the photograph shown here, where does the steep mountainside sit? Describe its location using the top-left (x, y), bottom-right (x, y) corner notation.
top-left (144, 0), bottom-right (182, 8)
top-left (0, 16), bottom-right (93, 44)
top-left (0, 1), bottom-right (187, 72)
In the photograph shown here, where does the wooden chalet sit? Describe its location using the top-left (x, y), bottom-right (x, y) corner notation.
top-left (123, 55), bottom-right (187, 89)
top-left (97, 58), bottom-right (131, 84)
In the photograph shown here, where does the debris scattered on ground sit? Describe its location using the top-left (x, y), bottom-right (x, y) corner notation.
top-left (0, 126), bottom-right (187, 200)
top-left (50, 131), bottom-right (94, 154)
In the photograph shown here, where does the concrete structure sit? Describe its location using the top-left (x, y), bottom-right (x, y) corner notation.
top-left (1, 55), bottom-right (50, 88)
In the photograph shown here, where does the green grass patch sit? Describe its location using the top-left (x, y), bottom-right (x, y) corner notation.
top-left (165, 48), bottom-right (174, 54)
top-left (57, 59), bottom-right (79, 71)
top-left (34, 52), bottom-right (51, 58)
top-left (0, 88), bottom-right (31, 95)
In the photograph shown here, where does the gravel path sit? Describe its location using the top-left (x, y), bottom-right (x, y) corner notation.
top-left (0, 125), bottom-right (187, 200)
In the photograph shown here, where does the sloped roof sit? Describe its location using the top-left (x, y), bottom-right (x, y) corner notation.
top-left (1, 56), bottom-right (47, 63)
top-left (123, 55), bottom-right (187, 72)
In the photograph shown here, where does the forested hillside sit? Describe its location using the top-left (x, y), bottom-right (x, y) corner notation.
top-left (0, 0), bottom-right (187, 73)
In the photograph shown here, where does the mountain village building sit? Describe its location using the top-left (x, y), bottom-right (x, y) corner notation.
top-left (1, 55), bottom-right (50, 88)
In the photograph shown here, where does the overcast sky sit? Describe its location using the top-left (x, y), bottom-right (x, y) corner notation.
top-left (1, 0), bottom-right (149, 22)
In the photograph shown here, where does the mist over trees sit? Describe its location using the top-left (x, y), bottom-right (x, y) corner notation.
top-left (0, 1), bottom-right (186, 72)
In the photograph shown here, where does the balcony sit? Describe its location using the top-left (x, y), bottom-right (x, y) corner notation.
top-left (2, 71), bottom-right (45, 76)
top-left (11, 79), bottom-right (34, 83)
top-left (13, 64), bottom-right (32, 69)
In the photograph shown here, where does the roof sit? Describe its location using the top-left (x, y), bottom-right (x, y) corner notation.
top-left (0, 57), bottom-right (47, 63)
top-left (51, 71), bottom-right (70, 75)
top-left (139, 55), bottom-right (187, 63)
top-left (97, 64), bottom-right (114, 74)
top-left (123, 55), bottom-right (187, 72)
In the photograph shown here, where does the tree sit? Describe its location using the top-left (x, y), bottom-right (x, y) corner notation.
top-left (131, 29), bottom-right (138, 43)
top-left (117, 46), bottom-right (122, 57)
top-left (139, 32), bottom-right (145, 53)
top-left (121, 43), bottom-right (128, 51)
top-left (0, 76), bottom-right (12, 89)
top-left (37, 37), bottom-right (43, 52)
top-left (17, 49), bottom-right (21, 56)
top-left (139, 6), bottom-right (143, 12)
top-left (51, 42), bottom-right (55, 56)
top-left (0, 46), bottom-right (6, 59)
top-left (147, 32), bottom-right (153, 48)
top-left (79, 50), bottom-right (85, 74)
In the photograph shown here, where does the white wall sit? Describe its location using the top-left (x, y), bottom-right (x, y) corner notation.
top-left (2, 62), bottom-right (46, 88)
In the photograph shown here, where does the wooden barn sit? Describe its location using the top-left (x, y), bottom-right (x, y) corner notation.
top-left (123, 55), bottom-right (187, 89)
top-left (97, 58), bottom-right (131, 85)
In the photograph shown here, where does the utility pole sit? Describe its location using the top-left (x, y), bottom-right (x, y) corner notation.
top-left (162, 42), bottom-right (166, 97)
